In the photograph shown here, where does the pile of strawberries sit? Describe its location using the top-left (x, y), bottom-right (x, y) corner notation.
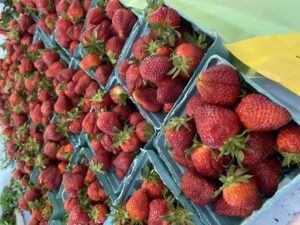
top-left (163, 64), bottom-right (300, 217)
top-left (82, 85), bottom-right (154, 180)
top-left (119, 4), bottom-right (211, 113)
top-left (112, 163), bottom-right (195, 224)
top-left (79, 0), bottom-right (137, 86)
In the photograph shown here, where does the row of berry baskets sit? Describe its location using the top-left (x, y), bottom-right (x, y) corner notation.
top-left (34, 0), bottom-right (300, 225)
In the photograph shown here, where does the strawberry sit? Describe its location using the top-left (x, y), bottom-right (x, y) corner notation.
top-left (39, 164), bottom-right (62, 190)
top-left (68, 205), bottom-right (91, 225)
top-left (90, 151), bottom-right (112, 172)
top-left (105, 0), bottom-right (123, 20)
top-left (56, 0), bottom-right (70, 16)
top-left (72, 70), bottom-right (85, 82)
top-left (236, 94), bottom-right (292, 131)
top-left (54, 95), bottom-right (73, 114)
top-left (140, 55), bottom-right (172, 85)
top-left (196, 64), bottom-right (240, 106)
top-left (86, 81), bottom-right (99, 98)
top-left (43, 142), bottom-right (58, 159)
top-left (91, 90), bottom-right (113, 111)
top-left (80, 53), bottom-right (101, 70)
top-left (70, 41), bottom-right (79, 56)
top-left (11, 113), bottom-right (27, 127)
top-left (85, 169), bottom-right (97, 183)
top-left (132, 35), bottom-right (152, 61)
top-left (87, 180), bottom-right (107, 202)
top-left (149, 6), bottom-right (181, 28)
top-left (91, 138), bottom-right (105, 153)
top-left (42, 50), bottom-right (60, 67)
top-left (105, 36), bottom-right (125, 64)
top-left (45, 61), bottom-right (65, 79)
top-left (185, 94), bottom-right (205, 118)
top-left (86, 7), bottom-right (103, 27)
top-left (129, 112), bottom-right (144, 126)
top-left (12, 169), bottom-right (24, 180)
top-left (277, 123), bottom-right (300, 153)
top-left (95, 64), bottom-right (113, 86)
top-left (157, 77), bottom-right (185, 104)
top-left (112, 152), bottom-right (134, 178)
top-left (94, 19), bottom-right (111, 42)
top-left (101, 134), bottom-right (121, 154)
top-left (250, 158), bottom-right (282, 196)
top-left (194, 104), bottom-right (241, 148)
top-left (34, 59), bottom-right (47, 72)
top-left (68, 116), bottom-right (83, 134)
top-left (74, 73), bottom-right (93, 94)
top-left (171, 148), bottom-right (196, 171)
top-left (109, 85), bottom-right (126, 105)
top-left (45, 14), bottom-right (57, 32)
top-left (126, 188), bottom-right (149, 221)
top-left (19, 14), bottom-right (34, 33)
top-left (126, 64), bottom-right (144, 94)
top-left (113, 125), bottom-right (141, 153)
top-left (91, 204), bottom-right (109, 224)
top-left (112, 9), bottom-right (136, 39)
top-left (64, 82), bottom-right (77, 98)
top-left (112, 105), bottom-right (132, 121)
top-left (67, 0), bottom-right (85, 24)
top-left (133, 88), bottom-right (162, 112)
top-left (72, 164), bottom-right (88, 175)
top-left (58, 161), bottom-right (68, 174)
top-left (190, 145), bottom-right (229, 179)
top-left (64, 197), bottom-right (78, 213)
top-left (148, 199), bottom-right (169, 225)
top-left (141, 164), bottom-right (164, 199)
top-left (67, 23), bottom-right (84, 41)
top-left (180, 170), bottom-right (217, 206)
top-left (82, 112), bottom-right (100, 135)
top-left (136, 120), bottom-right (154, 142)
top-left (43, 123), bottom-right (65, 142)
top-left (164, 116), bottom-right (196, 150)
top-left (163, 102), bottom-right (174, 113)
top-left (118, 58), bottom-right (130, 80)
top-left (19, 58), bottom-right (34, 74)
top-left (63, 172), bottom-right (85, 197)
top-left (83, 0), bottom-right (91, 12)
top-left (97, 111), bottom-right (121, 135)
top-left (35, 0), bottom-right (55, 14)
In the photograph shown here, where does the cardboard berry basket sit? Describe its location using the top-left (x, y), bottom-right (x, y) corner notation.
top-left (48, 191), bottom-right (66, 225)
top-left (154, 54), bottom-right (300, 225)
top-left (104, 149), bottom-right (203, 225)
top-left (71, 0), bottom-right (146, 90)
top-left (114, 4), bottom-right (225, 131)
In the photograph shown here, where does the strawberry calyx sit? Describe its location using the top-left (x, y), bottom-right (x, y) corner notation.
top-left (215, 165), bottom-right (253, 197)
top-left (143, 122), bottom-right (154, 140)
top-left (83, 30), bottom-right (105, 57)
top-left (41, 201), bottom-right (53, 220)
top-left (163, 116), bottom-right (191, 132)
top-left (146, 39), bottom-right (165, 56)
top-left (111, 92), bottom-right (128, 107)
top-left (112, 124), bottom-right (135, 148)
top-left (65, 107), bottom-right (82, 121)
top-left (55, 120), bottom-right (70, 137)
top-left (183, 32), bottom-right (211, 50)
top-left (185, 134), bottom-right (203, 159)
top-left (89, 160), bottom-right (104, 174)
top-left (91, 90), bottom-right (106, 104)
top-left (168, 52), bottom-right (193, 78)
top-left (106, 51), bottom-right (117, 65)
top-left (34, 155), bottom-right (49, 169)
top-left (279, 151), bottom-right (300, 167)
top-left (145, 0), bottom-right (164, 18)
top-left (141, 163), bottom-right (160, 184)
top-left (109, 204), bottom-right (130, 225)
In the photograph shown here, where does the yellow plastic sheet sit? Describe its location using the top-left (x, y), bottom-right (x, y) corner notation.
top-left (226, 33), bottom-right (300, 95)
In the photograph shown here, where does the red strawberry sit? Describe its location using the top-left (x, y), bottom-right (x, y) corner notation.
top-left (70, 41), bottom-right (79, 56)
top-left (42, 50), bottom-right (60, 67)
top-left (72, 164), bottom-right (88, 175)
top-left (180, 171), bottom-right (217, 206)
top-left (105, 0), bottom-right (123, 20)
top-left (236, 94), bottom-right (292, 131)
top-left (56, 0), bottom-right (70, 16)
top-left (185, 94), bottom-right (205, 118)
top-left (39, 164), bottom-right (62, 190)
top-left (91, 204), bottom-right (109, 224)
top-left (149, 6), bottom-right (181, 28)
top-left (72, 70), bottom-right (85, 82)
top-left (82, 112), bottom-right (100, 135)
top-left (109, 85), bottom-right (126, 105)
top-left (196, 64), bottom-right (240, 106)
top-left (45, 61), bottom-right (65, 79)
top-left (140, 56), bottom-right (172, 85)
top-left (112, 152), bottom-right (134, 178)
top-left (68, 205), bottom-right (91, 225)
top-left (80, 53), bottom-right (101, 70)
top-left (91, 138), bottom-right (105, 153)
top-left (148, 199), bottom-right (169, 225)
top-left (157, 77), bottom-right (185, 104)
top-left (94, 19), bottom-right (111, 42)
top-left (54, 95), bottom-right (73, 114)
top-left (126, 188), bottom-right (149, 221)
top-left (136, 120), bottom-right (154, 142)
top-left (126, 64), bottom-right (144, 94)
top-left (19, 14), bottom-right (34, 33)
top-left (112, 9), bottom-right (136, 39)
top-left (43, 142), bottom-right (58, 159)
top-left (64, 197), bottom-right (78, 213)
top-left (86, 81), bottom-right (99, 98)
top-left (142, 175), bottom-right (164, 199)
top-left (35, 0), bottom-right (55, 14)
top-left (82, 0), bottom-right (91, 12)
top-left (67, 23), bottom-right (84, 41)
top-left (68, 116), bottom-right (84, 134)
top-left (45, 14), bottom-right (57, 32)
top-left (85, 169), bottom-right (97, 183)
top-left (133, 88), bottom-right (162, 112)
top-left (118, 58), bottom-right (130, 80)
top-left (56, 18), bottom-right (73, 40)
top-left (95, 64), bottom-right (113, 86)
top-left (112, 105), bottom-right (132, 121)
top-left (41, 100), bottom-right (54, 118)
top-left (171, 148), bottom-right (196, 171)
top-left (100, 134), bottom-right (121, 154)
top-left (250, 158), bottom-right (282, 196)
top-left (105, 36), bottom-right (125, 64)
top-left (67, 0), bottom-right (84, 24)
top-left (34, 59), bottom-right (47, 72)
top-left (90, 151), bottom-right (112, 172)
top-left (44, 123), bottom-right (65, 142)
top-left (97, 112), bottom-right (121, 135)
top-left (87, 180), bottom-right (107, 202)
top-left (164, 116), bottom-right (196, 150)
top-left (64, 82), bottom-right (77, 98)
top-left (19, 58), bottom-right (34, 74)
top-left (86, 7), bottom-right (103, 27)
top-left (63, 172), bottom-right (85, 197)
top-left (113, 125), bottom-right (141, 153)
top-left (129, 112), bottom-right (144, 126)
top-left (277, 123), bottom-right (300, 153)
top-left (190, 146), bottom-right (228, 179)
top-left (74, 73), bottom-right (93, 94)
top-left (194, 105), bottom-right (241, 148)
top-left (91, 90), bottom-right (113, 111)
